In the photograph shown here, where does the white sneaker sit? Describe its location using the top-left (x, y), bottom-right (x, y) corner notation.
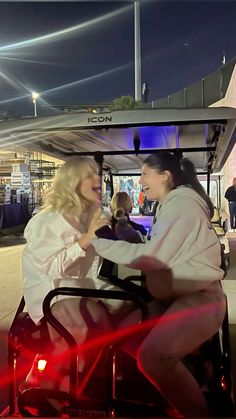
top-left (229, 229), bottom-right (234, 232)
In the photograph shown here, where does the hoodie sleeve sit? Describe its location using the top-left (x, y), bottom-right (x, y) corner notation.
top-left (92, 196), bottom-right (206, 271)
top-left (23, 214), bottom-right (86, 280)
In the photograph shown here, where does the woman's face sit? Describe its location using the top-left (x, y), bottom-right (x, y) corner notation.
top-left (77, 170), bottom-right (101, 205)
top-left (140, 164), bottom-right (170, 201)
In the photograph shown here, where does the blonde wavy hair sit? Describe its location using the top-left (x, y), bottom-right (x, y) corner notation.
top-left (110, 192), bottom-right (133, 217)
top-left (42, 157), bottom-right (99, 215)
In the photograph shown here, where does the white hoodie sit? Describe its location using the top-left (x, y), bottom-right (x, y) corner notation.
top-left (92, 187), bottom-right (224, 299)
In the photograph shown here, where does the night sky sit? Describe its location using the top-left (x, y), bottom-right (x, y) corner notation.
top-left (0, 0), bottom-right (236, 116)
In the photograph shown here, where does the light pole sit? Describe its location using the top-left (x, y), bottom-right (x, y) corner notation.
top-left (32, 91), bottom-right (39, 117)
top-left (134, 0), bottom-right (141, 101)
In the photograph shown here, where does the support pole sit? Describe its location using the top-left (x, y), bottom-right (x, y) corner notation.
top-left (134, 0), bottom-right (141, 101)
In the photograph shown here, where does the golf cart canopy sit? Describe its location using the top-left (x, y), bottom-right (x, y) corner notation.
top-left (0, 107), bottom-right (236, 173)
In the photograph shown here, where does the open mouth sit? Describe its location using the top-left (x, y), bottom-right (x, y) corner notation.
top-left (142, 186), bottom-right (150, 195)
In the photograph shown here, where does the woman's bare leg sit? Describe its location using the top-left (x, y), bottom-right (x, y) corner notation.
top-left (136, 287), bottom-right (226, 417)
top-left (138, 352), bottom-right (211, 417)
top-left (48, 297), bottom-right (112, 383)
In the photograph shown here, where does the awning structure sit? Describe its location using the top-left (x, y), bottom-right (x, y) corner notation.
top-left (0, 107), bottom-right (235, 173)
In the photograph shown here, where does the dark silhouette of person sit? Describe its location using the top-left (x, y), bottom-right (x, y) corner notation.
top-left (225, 177), bottom-right (236, 231)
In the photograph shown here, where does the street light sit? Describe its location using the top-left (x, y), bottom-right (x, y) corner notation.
top-left (32, 91), bottom-right (39, 117)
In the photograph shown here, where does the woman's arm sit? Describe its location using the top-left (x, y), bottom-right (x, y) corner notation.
top-left (24, 208), bottom-right (109, 279)
top-left (92, 198), bottom-right (201, 270)
top-left (24, 222), bottom-right (87, 279)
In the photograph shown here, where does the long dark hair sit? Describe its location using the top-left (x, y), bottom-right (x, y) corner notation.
top-left (144, 151), bottom-right (214, 219)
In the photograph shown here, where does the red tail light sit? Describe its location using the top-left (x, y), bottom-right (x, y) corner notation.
top-left (220, 375), bottom-right (227, 391)
top-left (37, 358), bottom-right (47, 372)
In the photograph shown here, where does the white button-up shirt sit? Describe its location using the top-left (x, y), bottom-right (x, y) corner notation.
top-left (22, 210), bottom-right (109, 324)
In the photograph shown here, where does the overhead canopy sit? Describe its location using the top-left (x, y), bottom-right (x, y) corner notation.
top-left (0, 107), bottom-right (236, 173)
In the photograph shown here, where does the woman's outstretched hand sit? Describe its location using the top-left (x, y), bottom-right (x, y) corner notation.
top-left (78, 208), bottom-right (110, 250)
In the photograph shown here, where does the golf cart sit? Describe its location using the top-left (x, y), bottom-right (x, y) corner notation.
top-left (1, 107), bottom-right (236, 417)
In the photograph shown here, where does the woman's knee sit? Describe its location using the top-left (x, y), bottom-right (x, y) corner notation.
top-left (137, 339), bottom-right (177, 378)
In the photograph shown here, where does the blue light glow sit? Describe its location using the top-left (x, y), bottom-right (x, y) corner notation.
top-left (135, 125), bottom-right (178, 149)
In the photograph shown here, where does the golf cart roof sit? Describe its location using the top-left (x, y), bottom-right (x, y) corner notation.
top-left (0, 107), bottom-right (236, 173)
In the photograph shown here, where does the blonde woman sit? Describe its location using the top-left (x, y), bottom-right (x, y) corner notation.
top-left (22, 157), bottom-right (112, 357)
top-left (110, 191), bottom-right (147, 242)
